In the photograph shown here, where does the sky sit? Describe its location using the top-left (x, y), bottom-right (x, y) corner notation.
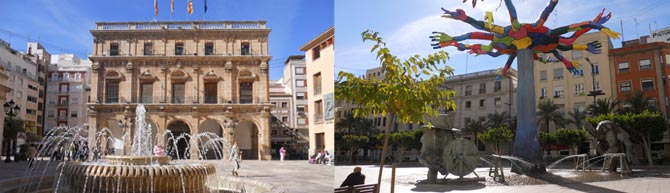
top-left (0, 0), bottom-right (334, 80)
top-left (335, 0), bottom-right (670, 77)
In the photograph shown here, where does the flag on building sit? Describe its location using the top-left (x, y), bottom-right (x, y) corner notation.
top-left (204, 0), bottom-right (208, 13)
top-left (154, 0), bottom-right (158, 16)
top-left (188, 0), bottom-right (193, 14)
top-left (171, 0), bottom-right (175, 16)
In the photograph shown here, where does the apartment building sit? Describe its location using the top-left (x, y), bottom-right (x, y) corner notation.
top-left (300, 27), bottom-right (334, 155)
top-left (45, 54), bottom-right (91, 131)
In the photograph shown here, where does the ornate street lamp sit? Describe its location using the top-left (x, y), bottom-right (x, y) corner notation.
top-left (4, 100), bottom-right (20, 162)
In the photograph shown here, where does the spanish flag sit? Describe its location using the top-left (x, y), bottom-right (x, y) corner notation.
top-left (188, 0), bottom-right (193, 14)
top-left (154, 0), bottom-right (158, 16)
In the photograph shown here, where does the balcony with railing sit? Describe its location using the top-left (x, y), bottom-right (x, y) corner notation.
top-left (95, 21), bottom-right (267, 31)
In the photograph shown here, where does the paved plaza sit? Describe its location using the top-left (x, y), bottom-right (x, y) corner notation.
top-left (335, 165), bottom-right (670, 193)
top-left (0, 157), bottom-right (333, 193)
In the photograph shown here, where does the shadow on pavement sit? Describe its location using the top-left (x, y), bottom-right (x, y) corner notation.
top-left (532, 172), bottom-right (626, 193)
top-left (410, 179), bottom-right (486, 192)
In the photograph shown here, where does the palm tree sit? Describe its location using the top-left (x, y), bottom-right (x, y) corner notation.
top-left (566, 108), bottom-right (586, 129)
top-left (623, 90), bottom-right (655, 113)
top-left (587, 97), bottom-right (620, 115)
top-left (335, 112), bottom-right (358, 134)
top-left (537, 99), bottom-right (565, 133)
top-left (486, 110), bottom-right (510, 129)
top-left (465, 119), bottom-right (488, 147)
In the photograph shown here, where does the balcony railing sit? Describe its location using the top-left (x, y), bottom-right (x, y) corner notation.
top-left (96, 21), bottom-right (266, 31)
top-left (94, 96), bottom-right (270, 105)
top-left (204, 96), bottom-right (217, 104)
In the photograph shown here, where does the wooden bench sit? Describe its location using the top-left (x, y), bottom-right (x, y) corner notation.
top-left (354, 184), bottom-right (378, 193)
top-left (333, 184), bottom-right (378, 193)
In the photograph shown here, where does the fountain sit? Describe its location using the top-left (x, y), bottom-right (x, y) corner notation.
top-left (56, 104), bottom-right (216, 193)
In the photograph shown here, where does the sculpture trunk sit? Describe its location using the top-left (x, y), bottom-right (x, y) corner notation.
top-left (512, 49), bottom-right (545, 174)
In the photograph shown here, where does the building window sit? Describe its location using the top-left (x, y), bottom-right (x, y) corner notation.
top-left (641, 79), bottom-right (654, 90)
top-left (71, 111), bottom-right (78, 118)
top-left (465, 101), bottom-right (472, 108)
top-left (297, 105), bottom-right (305, 113)
top-left (495, 98), bottom-right (502, 106)
top-left (204, 82), bottom-right (217, 104)
top-left (592, 63), bottom-right (600, 74)
top-left (282, 116), bottom-right (289, 123)
top-left (312, 46), bottom-right (321, 60)
top-left (241, 42), bottom-right (250, 55)
top-left (574, 83), bottom-right (584, 96)
top-left (205, 42), bottom-right (214, 55)
top-left (619, 81), bottom-right (632, 92)
top-left (494, 81), bottom-right (501, 92)
top-left (64, 73), bottom-right (71, 81)
top-left (648, 98), bottom-right (657, 108)
top-left (575, 102), bottom-right (586, 113)
top-left (47, 111), bottom-right (54, 118)
top-left (71, 97), bottom-right (79, 104)
top-left (315, 100), bottom-right (323, 121)
top-left (639, 59), bottom-right (652, 70)
top-left (553, 68), bottom-right (563, 80)
top-left (172, 83), bottom-right (185, 103)
top-left (239, 82), bottom-right (253, 104)
top-left (110, 43), bottom-right (119, 56)
top-left (554, 86), bottom-right (564, 98)
top-left (281, 102), bottom-right (288, 108)
top-left (105, 81), bottom-right (119, 103)
top-left (618, 62), bottom-right (630, 73)
top-left (175, 42), bottom-right (184, 55)
top-left (296, 79), bottom-right (306, 87)
top-left (51, 73), bottom-right (58, 81)
top-left (479, 99), bottom-right (485, 108)
top-left (479, 83), bottom-right (486, 94)
top-left (465, 85), bottom-right (472, 96)
top-left (541, 88), bottom-right (547, 98)
top-left (296, 92), bottom-right (306, 100)
top-left (144, 42), bottom-right (153, 55)
top-left (313, 72), bottom-right (322, 95)
top-left (75, 73), bottom-right (82, 81)
top-left (140, 83), bottom-right (153, 103)
top-left (296, 67), bottom-right (306, 75)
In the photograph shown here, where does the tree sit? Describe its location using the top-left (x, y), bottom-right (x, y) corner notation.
top-left (335, 112), bottom-right (358, 134)
top-left (553, 129), bottom-right (590, 155)
top-left (587, 111), bottom-right (666, 166)
top-left (587, 97), bottom-right (619, 115)
top-left (478, 127), bottom-right (514, 155)
top-left (340, 135), bottom-right (370, 164)
top-left (464, 119), bottom-right (487, 147)
top-left (538, 132), bottom-right (558, 150)
top-left (487, 110), bottom-right (510, 129)
top-left (336, 30), bottom-right (455, 187)
top-left (3, 118), bottom-right (25, 161)
top-left (391, 131), bottom-right (417, 164)
top-left (566, 108), bottom-right (586, 129)
top-left (537, 99), bottom-right (565, 133)
top-left (623, 91), bottom-right (655, 114)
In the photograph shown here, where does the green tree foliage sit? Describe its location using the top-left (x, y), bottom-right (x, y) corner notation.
top-left (537, 99), bottom-right (565, 133)
top-left (586, 111), bottom-right (667, 166)
top-left (566, 108), bottom-right (586, 129)
top-left (486, 111), bottom-right (510, 129)
top-left (336, 30), bottom-right (455, 186)
top-left (477, 127), bottom-right (514, 154)
top-left (622, 91), bottom-right (656, 114)
top-left (587, 97), bottom-right (619, 115)
top-left (538, 132), bottom-right (558, 148)
top-left (464, 119), bottom-right (487, 144)
top-left (553, 129), bottom-right (590, 154)
top-left (340, 135), bottom-right (370, 163)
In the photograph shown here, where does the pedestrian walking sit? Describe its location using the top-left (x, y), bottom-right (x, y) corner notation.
top-left (27, 144), bottom-right (36, 168)
top-left (279, 146), bottom-right (286, 161)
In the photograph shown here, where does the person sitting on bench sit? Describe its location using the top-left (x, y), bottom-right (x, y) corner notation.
top-left (340, 166), bottom-right (365, 187)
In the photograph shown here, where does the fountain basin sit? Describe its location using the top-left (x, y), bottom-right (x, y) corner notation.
top-left (59, 160), bottom-right (216, 193)
top-left (104, 155), bottom-right (172, 165)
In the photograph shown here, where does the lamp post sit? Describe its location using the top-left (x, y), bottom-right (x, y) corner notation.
top-left (117, 117), bottom-right (132, 155)
top-left (4, 100), bottom-right (20, 163)
top-left (585, 57), bottom-right (605, 110)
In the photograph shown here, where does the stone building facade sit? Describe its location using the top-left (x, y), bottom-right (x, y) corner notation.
top-left (87, 21), bottom-right (272, 160)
